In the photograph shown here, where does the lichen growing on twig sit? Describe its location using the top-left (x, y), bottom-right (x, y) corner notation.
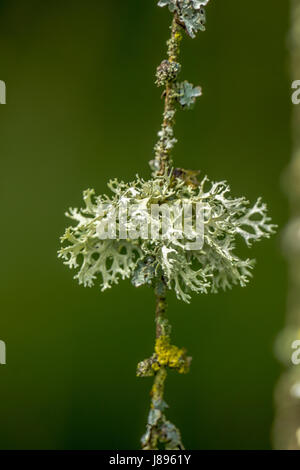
top-left (58, 0), bottom-right (276, 450)
top-left (59, 173), bottom-right (276, 303)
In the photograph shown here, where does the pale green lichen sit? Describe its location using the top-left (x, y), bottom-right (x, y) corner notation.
top-left (158, 0), bottom-right (210, 38)
top-left (177, 80), bottom-right (202, 108)
top-left (59, 172), bottom-right (276, 303)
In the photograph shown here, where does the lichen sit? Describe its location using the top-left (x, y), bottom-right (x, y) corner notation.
top-left (154, 335), bottom-right (190, 373)
top-left (177, 80), bottom-right (202, 108)
top-left (57, 0), bottom-right (276, 451)
top-left (158, 0), bottom-right (211, 38)
top-left (156, 60), bottom-right (181, 87)
top-left (59, 172), bottom-right (276, 303)
top-left (137, 316), bottom-right (191, 377)
top-left (141, 368), bottom-right (184, 450)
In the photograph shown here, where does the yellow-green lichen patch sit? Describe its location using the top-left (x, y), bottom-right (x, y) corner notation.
top-left (153, 335), bottom-right (191, 374)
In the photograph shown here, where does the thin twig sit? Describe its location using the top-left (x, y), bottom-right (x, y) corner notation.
top-left (153, 17), bottom-right (182, 175)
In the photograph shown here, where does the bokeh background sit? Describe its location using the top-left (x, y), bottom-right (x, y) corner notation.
top-left (0, 0), bottom-right (290, 449)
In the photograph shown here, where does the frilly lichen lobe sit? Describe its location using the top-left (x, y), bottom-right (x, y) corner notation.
top-left (59, 172), bottom-right (276, 304)
top-left (158, 0), bottom-right (211, 38)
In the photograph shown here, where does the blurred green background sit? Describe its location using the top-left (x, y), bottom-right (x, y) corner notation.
top-left (0, 0), bottom-right (290, 449)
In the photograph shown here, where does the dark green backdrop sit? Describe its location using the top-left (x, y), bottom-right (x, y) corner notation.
top-left (0, 0), bottom-right (290, 449)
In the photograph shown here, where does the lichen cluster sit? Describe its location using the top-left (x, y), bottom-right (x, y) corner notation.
top-left (158, 0), bottom-right (210, 38)
top-left (59, 172), bottom-right (276, 303)
top-left (137, 335), bottom-right (191, 377)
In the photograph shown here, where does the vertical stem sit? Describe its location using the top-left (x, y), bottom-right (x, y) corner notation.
top-left (153, 17), bottom-right (182, 175)
top-left (139, 14), bottom-right (188, 452)
top-left (141, 307), bottom-right (185, 449)
top-left (150, 17), bottom-right (182, 414)
top-left (152, 286), bottom-right (168, 431)
top-left (145, 17), bottom-right (181, 449)
top-left (155, 289), bottom-right (168, 338)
